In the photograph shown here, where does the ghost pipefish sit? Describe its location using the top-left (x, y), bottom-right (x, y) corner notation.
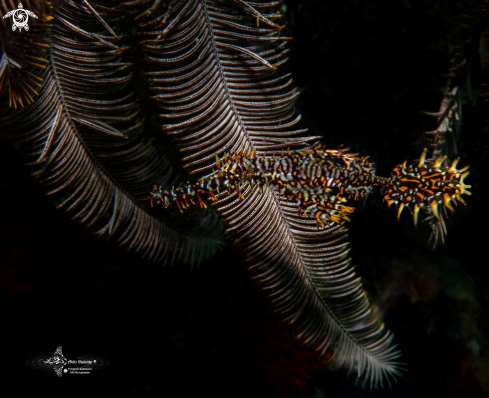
top-left (151, 145), bottom-right (471, 239)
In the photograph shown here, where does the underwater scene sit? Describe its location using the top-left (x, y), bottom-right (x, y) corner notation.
top-left (1, 0), bottom-right (489, 397)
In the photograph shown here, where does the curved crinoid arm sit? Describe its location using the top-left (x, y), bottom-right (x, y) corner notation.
top-left (3, 0), bottom-right (223, 266)
top-left (142, 0), bottom-right (403, 387)
top-left (0, 1), bottom-right (66, 109)
top-left (418, 2), bottom-right (485, 245)
top-left (421, 1), bottom-right (486, 160)
top-left (383, 149), bottom-right (471, 245)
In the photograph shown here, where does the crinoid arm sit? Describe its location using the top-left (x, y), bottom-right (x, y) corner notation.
top-left (143, 0), bottom-right (403, 387)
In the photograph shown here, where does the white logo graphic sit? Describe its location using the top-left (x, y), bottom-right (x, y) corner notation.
top-left (44, 346), bottom-right (68, 377)
top-left (26, 346), bottom-right (109, 377)
top-left (2, 3), bottom-right (38, 32)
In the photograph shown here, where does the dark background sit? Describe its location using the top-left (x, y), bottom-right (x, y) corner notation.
top-left (1, 0), bottom-right (488, 397)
